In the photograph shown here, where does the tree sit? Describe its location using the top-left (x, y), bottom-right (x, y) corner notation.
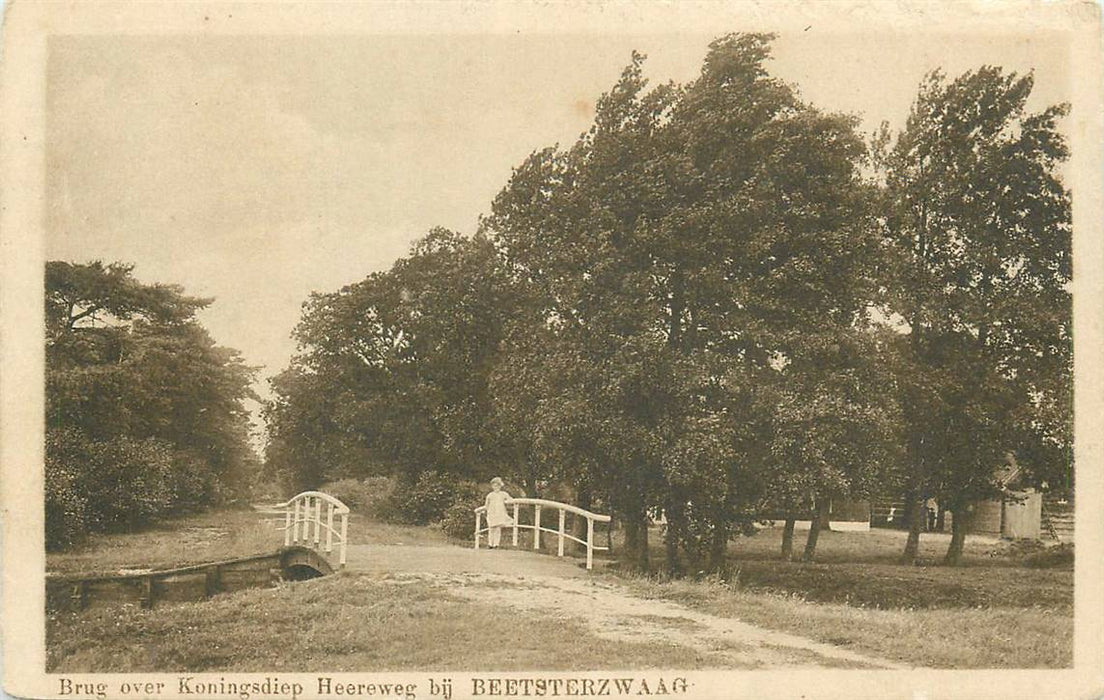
top-left (265, 229), bottom-right (523, 495)
top-left (879, 68), bottom-right (1072, 564)
top-left (484, 33), bottom-right (899, 572)
top-left (45, 261), bottom-right (260, 548)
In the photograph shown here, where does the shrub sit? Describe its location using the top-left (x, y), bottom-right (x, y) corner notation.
top-left (45, 428), bottom-right (177, 548)
top-left (440, 500), bottom-right (480, 541)
top-left (321, 476), bottom-right (394, 517)
top-left (1022, 543), bottom-right (1074, 569)
top-left (45, 430), bottom-right (90, 550)
top-left (387, 472), bottom-right (481, 525)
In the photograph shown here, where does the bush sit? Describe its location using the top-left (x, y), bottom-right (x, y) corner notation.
top-left (45, 428), bottom-right (177, 549)
top-left (45, 431), bottom-right (90, 550)
top-left (440, 500), bottom-right (480, 541)
top-left (1022, 543), bottom-right (1074, 569)
top-left (321, 476), bottom-right (394, 517)
top-left (386, 472), bottom-right (481, 525)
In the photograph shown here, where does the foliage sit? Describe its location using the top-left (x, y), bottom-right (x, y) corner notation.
top-left (483, 33), bottom-right (897, 570)
top-left (876, 67), bottom-right (1072, 563)
top-left (388, 472), bottom-right (482, 526)
top-left (265, 229), bottom-right (523, 494)
top-left (440, 500), bottom-right (481, 541)
top-left (319, 477), bottom-right (395, 516)
top-left (45, 261), bottom-right (260, 549)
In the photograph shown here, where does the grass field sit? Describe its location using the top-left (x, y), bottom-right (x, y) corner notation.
top-left (46, 510), bottom-right (1073, 670)
top-left (597, 524), bottom-right (1072, 668)
top-left (47, 574), bottom-right (732, 672)
top-left (638, 525), bottom-right (1074, 611)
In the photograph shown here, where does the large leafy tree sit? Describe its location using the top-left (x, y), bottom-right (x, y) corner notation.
top-left (265, 229), bottom-right (523, 492)
top-left (879, 68), bottom-right (1072, 564)
top-left (46, 261), bottom-right (260, 548)
top-left (484, 34), bottom-right (898, 571)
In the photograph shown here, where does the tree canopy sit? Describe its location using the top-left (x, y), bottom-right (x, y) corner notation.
top-left (265, 35), bottom-right (1072, 570)
top-left (45, 261), bottom-right (260, 548)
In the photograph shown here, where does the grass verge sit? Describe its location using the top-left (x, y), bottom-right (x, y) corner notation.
top-left (609, 574), bottom-right (1071, 669)
top-left (47, 573), bottom-right (733, 672)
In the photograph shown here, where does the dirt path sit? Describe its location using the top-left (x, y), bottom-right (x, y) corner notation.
top-left (344, 544), bottom-right (907, 670)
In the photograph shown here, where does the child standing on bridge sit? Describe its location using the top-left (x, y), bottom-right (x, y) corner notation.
top-left (485, 477), bottom-right (513, 549)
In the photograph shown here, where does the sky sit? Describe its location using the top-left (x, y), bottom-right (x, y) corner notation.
top-left (45, 29), bottom-right (1072, 433)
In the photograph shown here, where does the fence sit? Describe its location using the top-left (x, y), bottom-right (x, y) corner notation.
top-left (474, 497), bottom-right (610, 570)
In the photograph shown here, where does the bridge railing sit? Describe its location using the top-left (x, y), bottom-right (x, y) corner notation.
top-left (474, 497), bottom-right (611, 570)
top-left (279, 491), bottom-right (350, 568)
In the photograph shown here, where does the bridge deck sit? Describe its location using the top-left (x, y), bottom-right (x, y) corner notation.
top-left (342, 544), bottom-right (593, 578)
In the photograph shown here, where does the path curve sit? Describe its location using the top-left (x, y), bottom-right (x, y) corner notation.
top-left (343, 544), bottom-right (906, 670)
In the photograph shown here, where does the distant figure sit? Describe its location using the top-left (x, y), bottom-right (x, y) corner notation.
top-left (484, 477), bottom-right (513, 549)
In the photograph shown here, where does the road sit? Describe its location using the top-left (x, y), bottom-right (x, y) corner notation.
top-left (342, 543), bottom-right (906, 670)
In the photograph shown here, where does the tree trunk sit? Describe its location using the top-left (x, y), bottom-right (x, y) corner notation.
top-left (781, 517), bottom-right (796, 561)
top-left (621, 495), bottom-right (650, 572)
top-left (572, 485), bottom-right (592, 556)
top-left (900, 493), bottom-right (924, 565)
top-left (663, 497), bottom-right (684, 577)
top-left (623, 515), bottom-right (641, 569)
top-left (943, 506), bottom-right (967, 566)
top-left (708, 517), bottom-right (728, 574)
top-left (802, 498), bottom-right (831, 562)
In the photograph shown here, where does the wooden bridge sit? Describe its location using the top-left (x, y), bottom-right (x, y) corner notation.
top-left (47, 491), bottom-right (350, 612)
top-left (474, 497), bottom-right (611, 569)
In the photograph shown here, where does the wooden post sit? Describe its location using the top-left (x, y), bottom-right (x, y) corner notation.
top-left (534, 505), bottom-right (542, 550)
top-left (558, 509), bottom-right (566, 557)
top-left (474, 511), bottom-right (481, 549)
top-left (284, 506), bottom-right (292, 546)
top-left (512, 501), bottom-right (521, 545)
top-left (339, 512), bottom-right (348, 568)
top-left (142, 575), bottom-right (154, 609)
top-left (205, 566), bottom-right (221, 599)
top-left (292, 499), bottom-right (301, 543)
top-left (586, 517), bottom-right (595, 570)
top-left (325, 503), bottom-right (335, 553)
top-left (314, 498), bottom-right (323, 545)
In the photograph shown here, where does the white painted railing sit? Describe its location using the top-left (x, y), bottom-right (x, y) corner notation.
top-left (474, 497), bottom-right (611, 570)
top-left (279, 491), bottom-right (350, 568)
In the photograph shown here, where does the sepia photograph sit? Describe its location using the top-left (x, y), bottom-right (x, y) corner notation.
top-left (2, 2), bottom-right (1102, 698)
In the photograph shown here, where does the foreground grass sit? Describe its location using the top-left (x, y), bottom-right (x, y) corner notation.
top-left (47, 573), bottom-right (730, 672)
top-left (610, 575), bottom-right (1071, 669)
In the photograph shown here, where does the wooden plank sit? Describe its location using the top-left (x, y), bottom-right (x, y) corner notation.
top-left (586, 518), bottom-right (595, 570)
top-left (292, 499), bottom-right (301, 543)
top-left (325, 503), bottom-right (335, 553)
top-left (142, 575), bottom-right (154, 609)
top-left (284, 506), bottom-right (292, 546)
top-left (533, 505), bottom-right (541, 550)
top-left (339, 513), bottom-right (348, 567)
top-left (204, 566), bottom-right (222, 598)
top-left (558, 509), bottom-right (565, 557)
top-left (512, 502), bottom-right (519, 547)
top-left (314, 497), bottom-right (323, 545)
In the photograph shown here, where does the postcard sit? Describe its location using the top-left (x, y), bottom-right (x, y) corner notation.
top-left (3, 2), bottom-right (1102, 698)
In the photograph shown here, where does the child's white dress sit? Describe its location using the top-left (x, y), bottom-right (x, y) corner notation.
top-left (485, 490), bottom-right (513, 527)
